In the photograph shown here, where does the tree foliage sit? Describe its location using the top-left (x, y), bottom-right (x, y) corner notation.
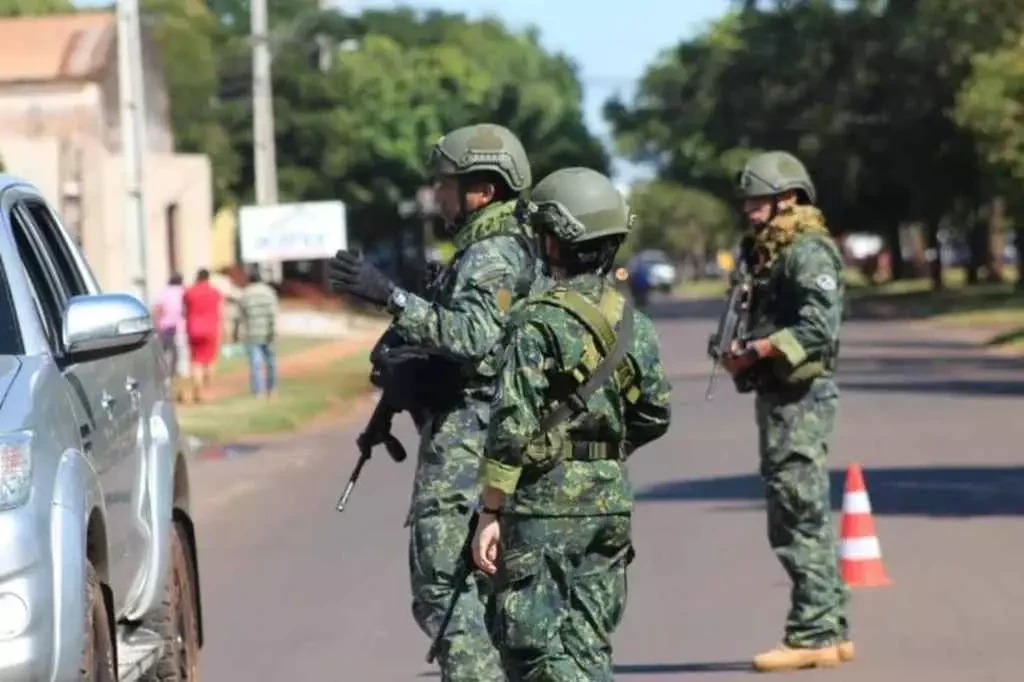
top-left (2, 1), bottom-right (606, 255)
top-left (0, 0), bottom-right (71, 15)
top-left (623, 182), bottom-right (736, 264)
top-left (607, 0), bottom-right (1024, 287)
top-left (172, 3), bottom-right (605, 250)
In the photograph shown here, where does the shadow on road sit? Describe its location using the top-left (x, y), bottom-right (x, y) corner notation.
top-left (838, 354), bottom-right (1024, 374)
top-left (672, 356), bottom-right (1024, 396)
top-left (835, 352), bottom-right (1024, 396)
top-left (839, 378), bottom-right (1024, 397)
top-left (838, 337), bottom-right (979, 351)
top-left (196, 442), bottom-right (266, 461)
top-left (636, 466), bottom-right (1024, 516)
top-left (614, 661), bottom-right (752, 674)
top-left (420, 660), bottom-right (751, 678)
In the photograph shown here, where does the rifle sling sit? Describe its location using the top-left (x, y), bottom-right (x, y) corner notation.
top-left (537, 296), bottom-right (636, 434)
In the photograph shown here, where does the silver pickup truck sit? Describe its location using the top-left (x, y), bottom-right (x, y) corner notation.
top-left (0, 175), bottom-right (203, 680)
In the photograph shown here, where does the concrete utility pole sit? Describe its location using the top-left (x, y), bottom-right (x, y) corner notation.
top-left (115, 0), bottom-right (150, 302)
top-left (250, 0), bottom-right (281, 283)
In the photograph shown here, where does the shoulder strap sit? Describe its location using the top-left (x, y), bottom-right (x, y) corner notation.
top-left (535, 288), bottom-right (636, 434)
top-left (536, 289), bottom-right (618, 351)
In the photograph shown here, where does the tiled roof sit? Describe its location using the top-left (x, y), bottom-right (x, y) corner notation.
top-left (0, 12), bottom-right (116, 84)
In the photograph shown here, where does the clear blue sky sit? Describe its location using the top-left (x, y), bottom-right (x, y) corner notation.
top-left (344, 0), bottom-right (731, 180)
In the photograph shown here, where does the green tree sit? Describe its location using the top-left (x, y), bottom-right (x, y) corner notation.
top-left (215, 7), bottom-right (608, 249)
top-left (0, 0), bottom-right (72, 15)
top-left (143, 0), bottom-right (240, 204)
top-left (623, 181), bottom-right (736, 269)
top-left (955, 41), bottom-right (1024, 287)
top-left (606, 0), bottom-right (1024, 289)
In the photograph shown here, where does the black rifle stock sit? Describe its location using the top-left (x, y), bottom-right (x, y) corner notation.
top-left (705, 257), bottom-right (753, 401)
top-left (335, 395), bottom-right (407, 512)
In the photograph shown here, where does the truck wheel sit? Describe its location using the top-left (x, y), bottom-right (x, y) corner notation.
top-left (80, 563), bottom-right (116, 682)
top-left (144, 523), bottom-right (200, 680)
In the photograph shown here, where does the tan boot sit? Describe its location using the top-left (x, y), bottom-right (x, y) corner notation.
top-left (838, 640), bottom-right (855, 662)
top-left (753, 643), bottom-right (841, 672)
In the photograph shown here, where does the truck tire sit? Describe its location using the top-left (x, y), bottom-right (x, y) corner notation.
top-left (80, 563), bottom-right (116, 682)
top-left (143, 522), bottom-right (200, 680)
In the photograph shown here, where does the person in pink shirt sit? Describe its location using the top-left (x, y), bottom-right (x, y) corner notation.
top-left (152, 274), bottom-right (190, 401)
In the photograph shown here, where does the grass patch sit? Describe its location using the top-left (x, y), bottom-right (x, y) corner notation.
top-left (985, 326), bottom-right (1024, 349)
top-left (178, 353), bottom-right (371, 443)
top-left (674, 279), bottom-right (728, 299)
top-left (849, 268), bottom-right (1023, 317)
top-left (214, 336), bottom-right (333, 375)
top-left (848, 267), bottom-right (1024, 350)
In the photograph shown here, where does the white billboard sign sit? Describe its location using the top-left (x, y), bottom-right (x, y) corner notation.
top-left (239, 200), bottom-right (347, 262)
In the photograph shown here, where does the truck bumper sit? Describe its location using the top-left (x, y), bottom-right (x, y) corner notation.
top-left (0, 506), bottom-right (53, 681)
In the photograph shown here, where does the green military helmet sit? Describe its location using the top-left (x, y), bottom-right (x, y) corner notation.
top-left (530, 167), bottom-right (634, 244)
top-left (736, 151), bottom-right (816, 204)
top-left (427, 123), bottom-right (531, 192)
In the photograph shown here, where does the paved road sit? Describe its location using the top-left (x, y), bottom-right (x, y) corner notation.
top-left (189, 298), bottom-right (1024, 681)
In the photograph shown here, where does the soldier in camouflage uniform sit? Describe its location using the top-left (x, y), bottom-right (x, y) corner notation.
top-left (471, 167), bottom-right (672, 681)
top-left (329, 123), bottom-right (540, 681)
top-left (722, 151), bottom-right (852, 672)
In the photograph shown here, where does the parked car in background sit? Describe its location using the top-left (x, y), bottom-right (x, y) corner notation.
top-left (627, 249), bottom-right (678, 293)
top-left (0, 175), bottom-right (203, 680)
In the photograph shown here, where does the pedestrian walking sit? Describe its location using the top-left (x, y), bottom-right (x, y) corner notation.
top-left (236, 268), bottom-right (279, 397)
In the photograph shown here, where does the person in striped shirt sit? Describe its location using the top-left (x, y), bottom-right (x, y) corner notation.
top-left (236, 268), bottom-right (279, 397)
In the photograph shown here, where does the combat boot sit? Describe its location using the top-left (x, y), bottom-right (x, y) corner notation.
top-left (838, 640), bottom-right (855, 662)
top-left (752, 643), bottom-right (841, 672)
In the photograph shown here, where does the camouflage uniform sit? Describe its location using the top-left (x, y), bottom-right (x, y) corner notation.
top-left (393, 124), bottom-right (540, 681)
top-left (478, 168), bottom-right (672, 681)
top-left (735, 151), bottom-right (851, 671)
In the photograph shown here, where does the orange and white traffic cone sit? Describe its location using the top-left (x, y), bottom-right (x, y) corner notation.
top-left (838, 463), bottom-right (892, 588)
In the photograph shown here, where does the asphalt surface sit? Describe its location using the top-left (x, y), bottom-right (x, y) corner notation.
top-left (189, 297), bottom-right (1024, 681)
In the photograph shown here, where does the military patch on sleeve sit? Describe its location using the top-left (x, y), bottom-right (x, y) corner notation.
top-left (496, 287), bottom-right (513, 314)
top-left (815, 274), bottom-right (837, 291)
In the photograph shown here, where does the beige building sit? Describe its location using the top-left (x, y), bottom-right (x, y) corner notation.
top-left (0, 11), bottom-right (212, 299)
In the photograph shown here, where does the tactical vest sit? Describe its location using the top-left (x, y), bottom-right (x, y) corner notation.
top-left (523, 285), bottom-right (641, 465)
top-left (749, 233), bottom-right (843, 387)
top-left (442, 199), bottom-right (540, 302)
top-left (435, 210), bottom-right (540, 389)
top-left (447, 230), bottom-right (538, 302)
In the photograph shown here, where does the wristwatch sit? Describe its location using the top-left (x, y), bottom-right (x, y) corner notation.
top-left (386, 287), bottom-right (409, 316)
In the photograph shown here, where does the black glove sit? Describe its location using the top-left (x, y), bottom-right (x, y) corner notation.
top-left (328, 250), bottom-right (396, 307)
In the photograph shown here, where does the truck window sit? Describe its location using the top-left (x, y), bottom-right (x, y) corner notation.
top-left (23, 200), bottom-right (90, 297)
top-left (9, 204), bottom-right (69, 353)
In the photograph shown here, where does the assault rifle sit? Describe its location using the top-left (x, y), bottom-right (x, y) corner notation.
top-left (335, 330), bottom-right (414, 513)
top-left (705, 241), bottom-right (755, 401)
top-left (336, 260), bottom-right (450, 513)
top-left (335, 395), bottom-right (407, 512)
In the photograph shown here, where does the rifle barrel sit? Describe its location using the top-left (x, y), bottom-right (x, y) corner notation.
top-left (705, 361), bottom-right (720, 401)
top-left (335, 446), bottom-right (370, 512)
